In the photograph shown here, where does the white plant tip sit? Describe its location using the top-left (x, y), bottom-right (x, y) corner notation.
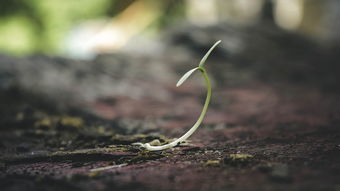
top-left (176, 67), bottom-right (200, 87)
top-left (199, 40), bottom-right (221, 67)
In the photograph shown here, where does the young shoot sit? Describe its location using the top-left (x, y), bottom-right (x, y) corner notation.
top-left (133, 40), bottom-right (221, 151)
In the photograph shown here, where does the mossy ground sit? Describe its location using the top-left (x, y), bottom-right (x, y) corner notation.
top-left (1, 81), bottom-right (339, 191)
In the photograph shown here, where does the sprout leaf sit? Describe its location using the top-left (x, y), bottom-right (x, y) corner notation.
top-left (199, 40), bottom-right (221, 67)
top-left (176, 67), bottom-right (199, 87)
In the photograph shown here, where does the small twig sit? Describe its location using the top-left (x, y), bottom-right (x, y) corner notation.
top-left (90, 163), bottom-right (128, 172)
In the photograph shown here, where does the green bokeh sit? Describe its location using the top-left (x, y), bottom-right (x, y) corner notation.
top-left (0, 0), bottom-right (111, 55)
top-left (0, 0), bottom-right (184, 56)
top-left (0, 16), bottom-right (36, 54)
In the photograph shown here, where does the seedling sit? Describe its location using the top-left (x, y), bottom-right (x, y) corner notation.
top-left (133, 40), bottom-right (221, 151)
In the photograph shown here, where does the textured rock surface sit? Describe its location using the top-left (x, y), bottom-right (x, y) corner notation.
top-left (1, 23), bottom-right (339, 191)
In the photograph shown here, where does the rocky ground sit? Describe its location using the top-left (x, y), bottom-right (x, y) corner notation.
top-left (0, 23), bottom-right (339, 191)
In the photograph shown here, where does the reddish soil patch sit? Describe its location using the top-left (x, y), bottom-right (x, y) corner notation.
top-left (1, 81), bottom-right (339, 191)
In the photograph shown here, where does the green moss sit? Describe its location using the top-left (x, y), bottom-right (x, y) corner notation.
top-left (224, 154), bottom-right (254, 166)
top-left (229, 154), bottom-right (253, 160)
top-left (60, 116), bottom-right (84, 128)
top-left (203, 160), bottom-right (221, 166)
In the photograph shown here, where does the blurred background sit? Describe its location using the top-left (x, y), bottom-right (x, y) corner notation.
top-left (0, 0), bottom-right (339, 119)
top-left (1, 0), bottom-right (340, 58)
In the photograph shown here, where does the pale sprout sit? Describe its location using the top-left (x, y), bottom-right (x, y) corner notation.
top-left (133, 40), bottom-right (221, 151)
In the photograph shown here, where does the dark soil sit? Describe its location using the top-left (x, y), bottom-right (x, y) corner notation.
top-left (1, 23), bottom-right (340, 191)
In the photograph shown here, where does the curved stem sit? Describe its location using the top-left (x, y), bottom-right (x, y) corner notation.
top-left (134, 67), bottom-right (211, 151)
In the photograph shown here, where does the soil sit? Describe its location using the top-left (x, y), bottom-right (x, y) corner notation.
top-left (1, 23), bottom-right (340, 191)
